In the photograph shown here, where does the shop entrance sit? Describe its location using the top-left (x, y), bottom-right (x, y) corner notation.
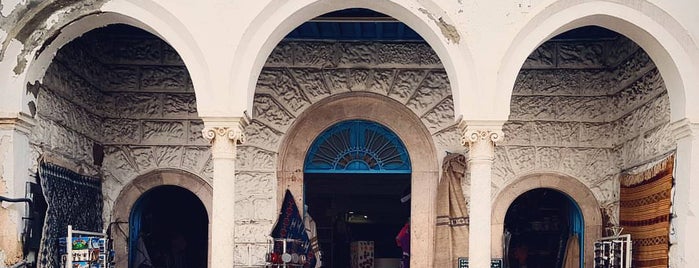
top-left (129, 186), bottom-right (208, 268)
top-left (304, 120), bottom-right (411, 268)
top-left (504, 188), bottom-right (583, 268)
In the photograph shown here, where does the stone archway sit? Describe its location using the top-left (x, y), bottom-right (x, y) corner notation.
top-left (111, 169), bottom-right (212, 268)
top-left (277, 92), bottom-right (439, 268)
top-left (492, 173), bottom-right (602, 267)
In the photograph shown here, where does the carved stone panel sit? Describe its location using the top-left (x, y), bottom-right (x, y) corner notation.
top-left (265, 42), bottom-right (294, 67)
top-left (530, 121), bottom-right (580, 147)
top-left (375, 43), bottom-right (421, 66)
top-left (257, 69), bottom-right (311, 114)
top-left (142, 121), bottom-right (186, 144)
top-left (252, 95), bottom-right (295, 132)
top-left (522, 42), bottom-right (556, 69)
top-left (236, 146), bottom-right (277, 172)
top-left (244, 121), bottom-right (283, 152)
top-left (103, 119), bottom-right (141, 144)
top-left (323, 69), bottom-right (351, 94)
top-left (112, 93), bottom-right (160, 118)
top-left (421, 97), bottom-right (455, 134)
top-left (289, 68), bottom-right (332, 103)
top-left (140, 66), bottom-right (190, 91)
top-left (406, 71), bottom-right (450, 115)
top-left (163, 94), bottom-right (197, 118)
top-left (294, 42), bottom-right (338, 67)
top-left (339, 42), bottom-right (375, 66)
top-left (104, 66), bottom-right (140, 91)
top-left (558, 42), bottom-right (605, 68)
top-left (365, 69), bottom-right (396, 95)
top-left (388, 70), bottom-right (425, 103)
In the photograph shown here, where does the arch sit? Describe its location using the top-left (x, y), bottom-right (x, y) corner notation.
top-left (304, 120), bottom-right (412, 174)
top-left (232, 0), bottom-right (475, 120)
top-left (24, 1), bottom-right (208, 114)
top-left (277, 92), bottom-right (439, 267)
top-left (496, 0), bottom-right (699, 123)
top-left (111, 169), bottom-right (213, 268)
top-left (492, 173), bottom-right (602, 266)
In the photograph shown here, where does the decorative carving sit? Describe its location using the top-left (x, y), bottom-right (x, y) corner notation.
top-left (376, 43), bottom-right (421, 66)
top-left (256, 69), bottom-right (310, 113)
top-left (294, 42), bottom-right (338, 67)
top-left (406, 71), bottom-right (450, 115)
top-left (288, 69), bottom-right (331, 102)
top-left (388, 70), bottom-right (426, 103)
top-left (143, 121), bottom-right (186, 143)
top-left (140, 66), bottom-right (190, 91)
top-left (201, 125), bottom-right (246, 145)
top-left (461, 128), bottom-right (504, 145)
top-left (340, 42), bottom-right (375, 66)
top-left (558, 42), bottom-right (605, 68)
top-left (522, 42), bottom-right (555, 68)
top-left (252, 95), bottom-right (295, 131)
top-left (421, 97), bottom-right (455, 133)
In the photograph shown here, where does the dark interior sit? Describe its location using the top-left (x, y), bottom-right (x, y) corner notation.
top-left (504, 189), bottom-right (576, 268)
top-left (134, 186), bottom-right (208, 268)
top-left (304, 173), bottom-right (410, 268)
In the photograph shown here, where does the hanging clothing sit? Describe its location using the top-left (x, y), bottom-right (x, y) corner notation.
top-left (396, 222), bottom-right (410, 268)
top-left (434, 153), bottom-right (470, 267)
top-left (304, 212), bottom-right (322, 268)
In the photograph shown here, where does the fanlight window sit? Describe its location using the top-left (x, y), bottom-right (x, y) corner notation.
top-left (304, 120), bottom-right (411, 174)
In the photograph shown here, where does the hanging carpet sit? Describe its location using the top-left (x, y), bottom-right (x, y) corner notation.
top-left (619, 154), bottom-right (673, 268)
top-left (37, 161), bottom-right (103, 268)
top-left (434, 153), bottom-right (469, 267)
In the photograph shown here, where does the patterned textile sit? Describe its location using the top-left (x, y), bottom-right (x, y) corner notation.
top-left (434, 153), bottom-right (469, 267)
top-left (271, 190), bottom-right (316, 267)
top-left (37, 161), bottom-right (103, 268)
top-left (619, 154), bottom-right (673, 268)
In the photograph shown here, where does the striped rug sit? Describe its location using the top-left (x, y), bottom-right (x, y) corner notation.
top-left (619, 154), bottom-right (673, 268)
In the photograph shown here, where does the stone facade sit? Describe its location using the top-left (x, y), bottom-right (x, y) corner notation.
top-left (23, 30), bottom-right (673, 266)
top-left (499, 36), bottom-right (673, 226)
top-left (29, 31), bottom-right (210, 230)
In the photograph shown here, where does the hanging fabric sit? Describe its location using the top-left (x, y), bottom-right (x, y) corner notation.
top-left (562, 235), bottom-right (580, 268)
top-left (619, 154), bottom-right (674, 268)
top-left (433, 153), bottom-right (469, 267)
top-left (36, 160), bottom-right (103, 268)
top-left (271, 190), bottom-right (316, 268)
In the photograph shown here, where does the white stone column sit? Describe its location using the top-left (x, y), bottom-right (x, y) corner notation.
top-left (460, 121), bottom-right (503, 268)
top-left (203, 117), bottom-right (247, 268)
top-left (670, 119), bottom-right (699, 267)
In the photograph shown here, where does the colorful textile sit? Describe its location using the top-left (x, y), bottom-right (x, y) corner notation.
top-left (37, 161), bottom-right (103, 268)
top-left (271, 190), bottom-right (316, 267)
top-left (619, 154), bottom-right (673, 268)
top-left (434, 153), bottom-right (469, 267)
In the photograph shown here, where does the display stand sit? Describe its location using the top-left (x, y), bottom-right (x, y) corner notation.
top-left (61, 225), bottom-right (111, 268)
top-left (594, 234), bottom-right (632, 268)
top-left (265, 238), bottom-right (305, 268)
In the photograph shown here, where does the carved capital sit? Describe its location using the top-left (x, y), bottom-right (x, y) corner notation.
top-left (461, 129), bottom-right (504, 146)
top-left (671, 118), bottom-right (699, 141)
top-left (458, 120), bottom-right (505, 147)
top-left (201, 116), bottom-right (249, 145)
top-left (202, 126), bottom-right (246, 145)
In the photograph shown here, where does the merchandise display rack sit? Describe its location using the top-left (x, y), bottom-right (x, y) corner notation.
top-left (61, 225), bottom-right (112, 268)
top-left (265, 238), bottom-right (305, 268)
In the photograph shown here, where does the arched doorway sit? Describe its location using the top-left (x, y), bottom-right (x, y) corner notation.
top-left (129, 185), bottom-right (208, 268)
top-left (111, 170), bottom-right (213, 268)
top-left (492, 173), bottom-right (602, 266)
top-left (504, 188), bottom-right (583, 268)
top-left (303, 119), bottom-right (411, 267)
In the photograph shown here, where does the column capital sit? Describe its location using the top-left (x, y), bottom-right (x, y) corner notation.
top-left (201, 117), bottom-right (249, 145)
top-left (458, 120), bottom-right (505, 146)
top-left (0, 112), bottom-right (36, 134)
top-left (671, 118), bottom-right (699, 141)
